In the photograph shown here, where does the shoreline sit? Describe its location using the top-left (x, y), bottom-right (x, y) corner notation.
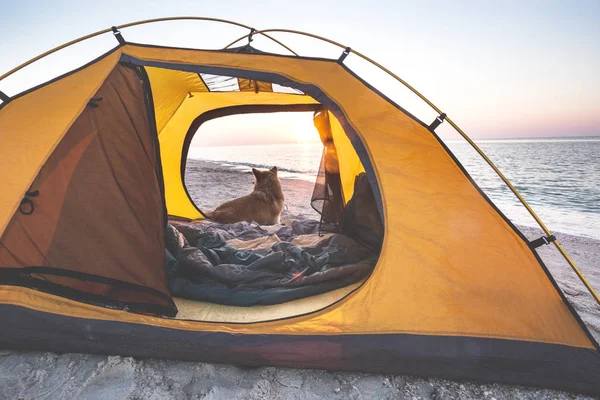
top-left (0, 159), bottom-right (598, 399)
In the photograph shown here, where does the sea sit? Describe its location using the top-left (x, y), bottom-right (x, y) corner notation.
top-left (188, 137), bottom-right (600, 240)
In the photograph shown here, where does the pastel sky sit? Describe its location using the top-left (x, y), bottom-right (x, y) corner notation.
top-left (0, 0), bottom-right (598, 143)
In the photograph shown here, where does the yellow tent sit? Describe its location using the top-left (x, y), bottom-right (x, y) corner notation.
top-left (0, 19), bottom-right (598, 395)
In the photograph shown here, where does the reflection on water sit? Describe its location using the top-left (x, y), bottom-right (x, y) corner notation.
top-left (187, 143), bottom-right (323, 180)
top-left (189, 138), bottom-right (600, 239)
top-left (446, 138), bottom-right (600, 239)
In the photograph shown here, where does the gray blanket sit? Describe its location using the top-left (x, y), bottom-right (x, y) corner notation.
top-left (165, 219), bottom-right (377, 306)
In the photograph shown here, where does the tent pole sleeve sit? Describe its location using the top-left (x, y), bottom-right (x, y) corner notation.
top-left (226, 27), bottom-right (600, 307)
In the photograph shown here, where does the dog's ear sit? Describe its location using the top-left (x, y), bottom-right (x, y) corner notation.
top-left (252, 168), bottom-right (260, 178)
top-left (270, 166), bottom-right (278, 175)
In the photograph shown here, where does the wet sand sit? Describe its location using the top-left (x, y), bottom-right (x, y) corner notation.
top-left (0, 159), bottom-right (598, 400)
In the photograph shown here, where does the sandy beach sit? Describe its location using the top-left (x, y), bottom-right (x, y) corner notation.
top-left (1, 159), bottom-right (598, 400)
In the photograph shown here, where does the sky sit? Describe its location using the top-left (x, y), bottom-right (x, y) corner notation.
top-left (0, 0), bottom-right (599, 144)
top-left (197, 112), bottom-right (321, 147)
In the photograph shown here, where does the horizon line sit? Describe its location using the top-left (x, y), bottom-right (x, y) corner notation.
top-left (192, 134), bottom-right (600, 148)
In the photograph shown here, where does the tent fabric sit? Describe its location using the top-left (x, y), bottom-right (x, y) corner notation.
top-left (0, 64), bottom-right (174, 315)
top-left (1, 288), bottom-right (599, 394)
top-left (0, 42), bottom-right (598, 394)
top-left (146, 67), bottom-right (293, 135)
top-left (172, 281), bottom-right (364, 322)
top-left (237, 78), bottom-right (273, 92)
top-left (0, 48), bottom-right (123, 237)
top-left (145, 67), bottom-right (209, 133)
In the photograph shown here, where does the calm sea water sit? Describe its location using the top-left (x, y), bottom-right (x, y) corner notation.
top-left (188, 138), bottom-right (600, 239)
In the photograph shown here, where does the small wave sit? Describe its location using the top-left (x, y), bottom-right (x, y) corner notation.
top-left (190, 159), bottom-right (317, 183)
top-left (197, 159), bottom-right (315, 175)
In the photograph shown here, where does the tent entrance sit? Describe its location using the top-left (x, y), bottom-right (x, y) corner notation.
top-left (146, 67), bottom-right (383, 322)
top-left (0, 61), bottom-right (384, 323)
top-left (0, 64), bottom-right (177, 316)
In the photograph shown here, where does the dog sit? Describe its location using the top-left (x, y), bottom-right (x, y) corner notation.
top-left (204, 166), bottom-right (284, 225)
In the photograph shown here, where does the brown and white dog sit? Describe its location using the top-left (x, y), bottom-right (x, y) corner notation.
top-left (204, 167), bottom-right (284, 225)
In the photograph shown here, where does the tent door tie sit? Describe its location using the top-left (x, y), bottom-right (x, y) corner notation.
top-left (19, 190), bottom-right (39, 215)
top-left (0, 89), bottom-right (10, 104)
top-left (111, 26), bottom-right (126, 46)
top-left (87, 97), bottom-right (103, 108)
top-left (338, 47), bottom-right (351, 63)
top-left (529, 234), bottom-right (556, 249)
top-left (429, 113), bottom-right (447, 131)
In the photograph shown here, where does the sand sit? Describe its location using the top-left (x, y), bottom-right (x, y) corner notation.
top-left (1, 159), bottom-right (598, 400)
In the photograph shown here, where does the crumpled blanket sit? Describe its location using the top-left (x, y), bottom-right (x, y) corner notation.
top-left (165, 219), bottom-right (378, 306)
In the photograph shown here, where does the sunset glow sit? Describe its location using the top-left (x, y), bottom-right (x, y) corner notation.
top-left (192, 112), bottom-right (320, 147)
top-left (291, 116), bottom-right (321, 144)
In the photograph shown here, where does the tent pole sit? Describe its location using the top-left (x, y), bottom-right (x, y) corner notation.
top-left (224, 33), bottom-right (298, 56)
top-left (222, 32), bottom-right (297, 55)
top-left (0, 27), bottom-right (113, 83)
top-left (0, 17), bottom-right (294, 83)
top-left (227, 28), bottom-right (600, 306)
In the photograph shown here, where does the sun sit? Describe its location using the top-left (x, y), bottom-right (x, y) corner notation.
top-left (291, 115), bottom-right (321, 143)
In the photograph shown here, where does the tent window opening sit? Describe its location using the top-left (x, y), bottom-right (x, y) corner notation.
top-left (184, 110), bottom-right (324, 221)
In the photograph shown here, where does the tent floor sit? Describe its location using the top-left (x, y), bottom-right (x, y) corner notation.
top-left (172, 280), bottom-right (363, 323)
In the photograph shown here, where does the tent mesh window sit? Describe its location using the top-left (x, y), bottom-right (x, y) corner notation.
top-left (311, 108), bottom-right (345, 225)
top-left (198, 73), bottom-right (304, 94)
top-left (311, 146), bottom-right (344, 225)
